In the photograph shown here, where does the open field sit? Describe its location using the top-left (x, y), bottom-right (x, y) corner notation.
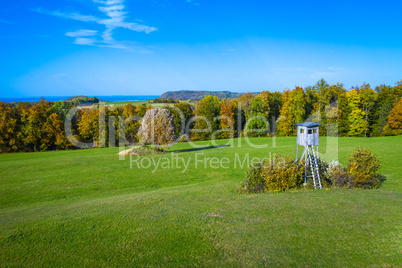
top-left (100, 100), bottom-right (195, 107)
top-left (100, 100), bottom-right (165, 107)
top-left (0, 137), bottom-right (401, 266)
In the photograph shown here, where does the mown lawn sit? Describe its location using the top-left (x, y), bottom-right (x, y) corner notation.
top-left (0, 137), bottom-right (401, 267)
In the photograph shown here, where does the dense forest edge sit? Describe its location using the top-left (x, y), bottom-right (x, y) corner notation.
top-left (0, 79), bottom-right (401, 153)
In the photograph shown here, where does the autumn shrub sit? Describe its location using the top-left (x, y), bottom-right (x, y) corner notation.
top-left (300, 157), bottom-right (330, 188)
top-left (261, 154), bottom-right (304, 192)
top-left (238, 161), bottom-right (266, 193)
top-left (325, 160), bottom-right (350, 188)
top-left (316, 158), bottom-right (330, 187)
top-left (347, 147), bottom-right (386, 189)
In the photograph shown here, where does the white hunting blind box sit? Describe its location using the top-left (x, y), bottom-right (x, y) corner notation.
top-left (295, 122), bottom-right (322, 189)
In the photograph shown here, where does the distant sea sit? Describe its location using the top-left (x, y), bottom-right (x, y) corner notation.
top-left (0, 95), bottom-right (160, 103)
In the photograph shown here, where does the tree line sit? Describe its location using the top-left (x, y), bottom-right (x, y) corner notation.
top-left (0, 79), bottom-right (401, 153)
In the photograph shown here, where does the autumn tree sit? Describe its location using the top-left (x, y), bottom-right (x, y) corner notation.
top-left (193, 95), bottom-right (220, 140)
top-left (77, 106), bottom-right (99, 146)
top-left (277, 87), bottom-right (306, 136)
top-left (336, 88), bottom-right (350, 136)
top-left (244, 96), bottom-right (270, 137)
top-left (276, 90), bottom-right (292, 136)
top-left (257, 91), bottom-right (271, 118)
top-left (122, 104), bottom-right (141, 144)
top-left (51, 101), bottom-right (74, 120)
top-left (238, 93), bottom-right (254, 120)
top-left (219, 99), bottom-right (235, 139)
top-left (269, 92), bottom-right (283, 121)
top-left (135, 103), bottom-right (148, 117)
top-left (359, 83), bottom-right (377, 136)
top-left (19, 100), bottom-right (54, 151)
top-left (0, 102), bottom-right (19, 153)
top-left (383, 98), bottom-right (402, 136)
top-left (137, 107), bottom-right (177, 150)
top-left (346, 88), bottom-right (368, 137)
top-left (166, 101), bottom-right (194, 138)
top-left (372, 83), bottom-right (402, 136)
top-left (42, 113), bottom-right (71, 150)
top-left (306, 79), bottom-right (341, 136)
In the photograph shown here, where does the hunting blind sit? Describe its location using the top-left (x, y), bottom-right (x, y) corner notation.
top-left (295, 122), bottom-right (322, 189)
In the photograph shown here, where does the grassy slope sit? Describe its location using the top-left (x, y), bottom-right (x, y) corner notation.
top-left (0, 137), bottom-right (401, 267)
top-left (100, 100), bottom-right (195, 107)
top-left (100, 100), bottom-right (165, 107)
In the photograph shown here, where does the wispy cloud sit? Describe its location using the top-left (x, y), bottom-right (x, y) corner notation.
top-left (34, 0), bottom-right (157, 50)
top-left (34, 8), bottom-right (98, 22)
top-left (186, 0), bottom-right (200, 6)
top-left (328, 67), bottom-right (344, 71)
top-left (66, 29), bottom-right (98, 37)
top-left (221, 48), bottom-right (236, 56)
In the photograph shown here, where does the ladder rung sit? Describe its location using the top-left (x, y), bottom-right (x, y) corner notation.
top-left (305, 146), bottom-right (322, 189)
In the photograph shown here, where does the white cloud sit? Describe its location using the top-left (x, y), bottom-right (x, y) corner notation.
top-left (66, 29), bottom-right (98, 37)
top-left (34, 0), bottom-right (157, 50)
top-left (34, 8), bottom-right (98, 22)
top-left (93, 0), bottom-right (124, 5)
top-left (74, 38), bottom-right (96, 45)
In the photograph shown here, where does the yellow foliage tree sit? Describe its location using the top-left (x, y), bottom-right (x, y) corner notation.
top-left (0, 102), bottom-right (19, 152)
top-left (346, 89), bottom-right (368, 136)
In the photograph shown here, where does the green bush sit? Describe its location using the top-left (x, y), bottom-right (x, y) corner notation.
top-left (347, 147), bottom-right (386, 189)
top-left (261, 154), bottom-right (304, 192)
top-left (239, 147), bottom-right (386, 194)
top-left (309, 158), bottom-right (330, 187)
top-left (238, 162), bottom-right (266, 193)
top-left (325, 160), bottom-right (350, 188)
top-left (300, 157), bottom-right (330, 188)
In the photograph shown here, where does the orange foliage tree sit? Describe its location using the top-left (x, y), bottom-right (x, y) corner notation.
top-left (383, 98), bottom-right (402, 136)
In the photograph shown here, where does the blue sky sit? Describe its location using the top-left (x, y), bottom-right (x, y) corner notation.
top-left (1, 0), bottom-right (402, 97)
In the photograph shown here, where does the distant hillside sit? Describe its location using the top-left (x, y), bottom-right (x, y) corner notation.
top-left (65, 96), bottom-right (100, 105)
top-left (160, 90), bottom-right (251, 101)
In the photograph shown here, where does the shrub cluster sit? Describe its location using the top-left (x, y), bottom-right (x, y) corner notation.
top-left (238, 162), bottom-right (266, 193)
top-left (346, 147), bottom-right (386, 189)
top-left (239, 147), bottom-right (385, 193)
top-left (261, 154), bottom-right (304, 192)
top-left (325, 160), bottom-right (350, 188)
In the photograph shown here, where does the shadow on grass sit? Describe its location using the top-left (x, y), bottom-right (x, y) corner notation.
top-left (169, 145), bottom-right (230, 153)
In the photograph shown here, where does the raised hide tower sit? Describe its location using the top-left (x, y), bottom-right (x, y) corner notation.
top-left (295, 122), bottom-right (322, 189)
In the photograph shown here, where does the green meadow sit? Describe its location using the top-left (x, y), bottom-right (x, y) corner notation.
top-left (100, 100), bottom-right (164, 107)
top-left (100, 100), bottom-right (195, 107)
top-left (0, 137), bottom-right (401, 267)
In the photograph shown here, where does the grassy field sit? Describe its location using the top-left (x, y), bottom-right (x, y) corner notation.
top-left (100, 100), bottom-right (165, 107)
top-left (100, 100), bottom-right (195, 107)
top-left (0, 137), bottom-right (401, 267)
